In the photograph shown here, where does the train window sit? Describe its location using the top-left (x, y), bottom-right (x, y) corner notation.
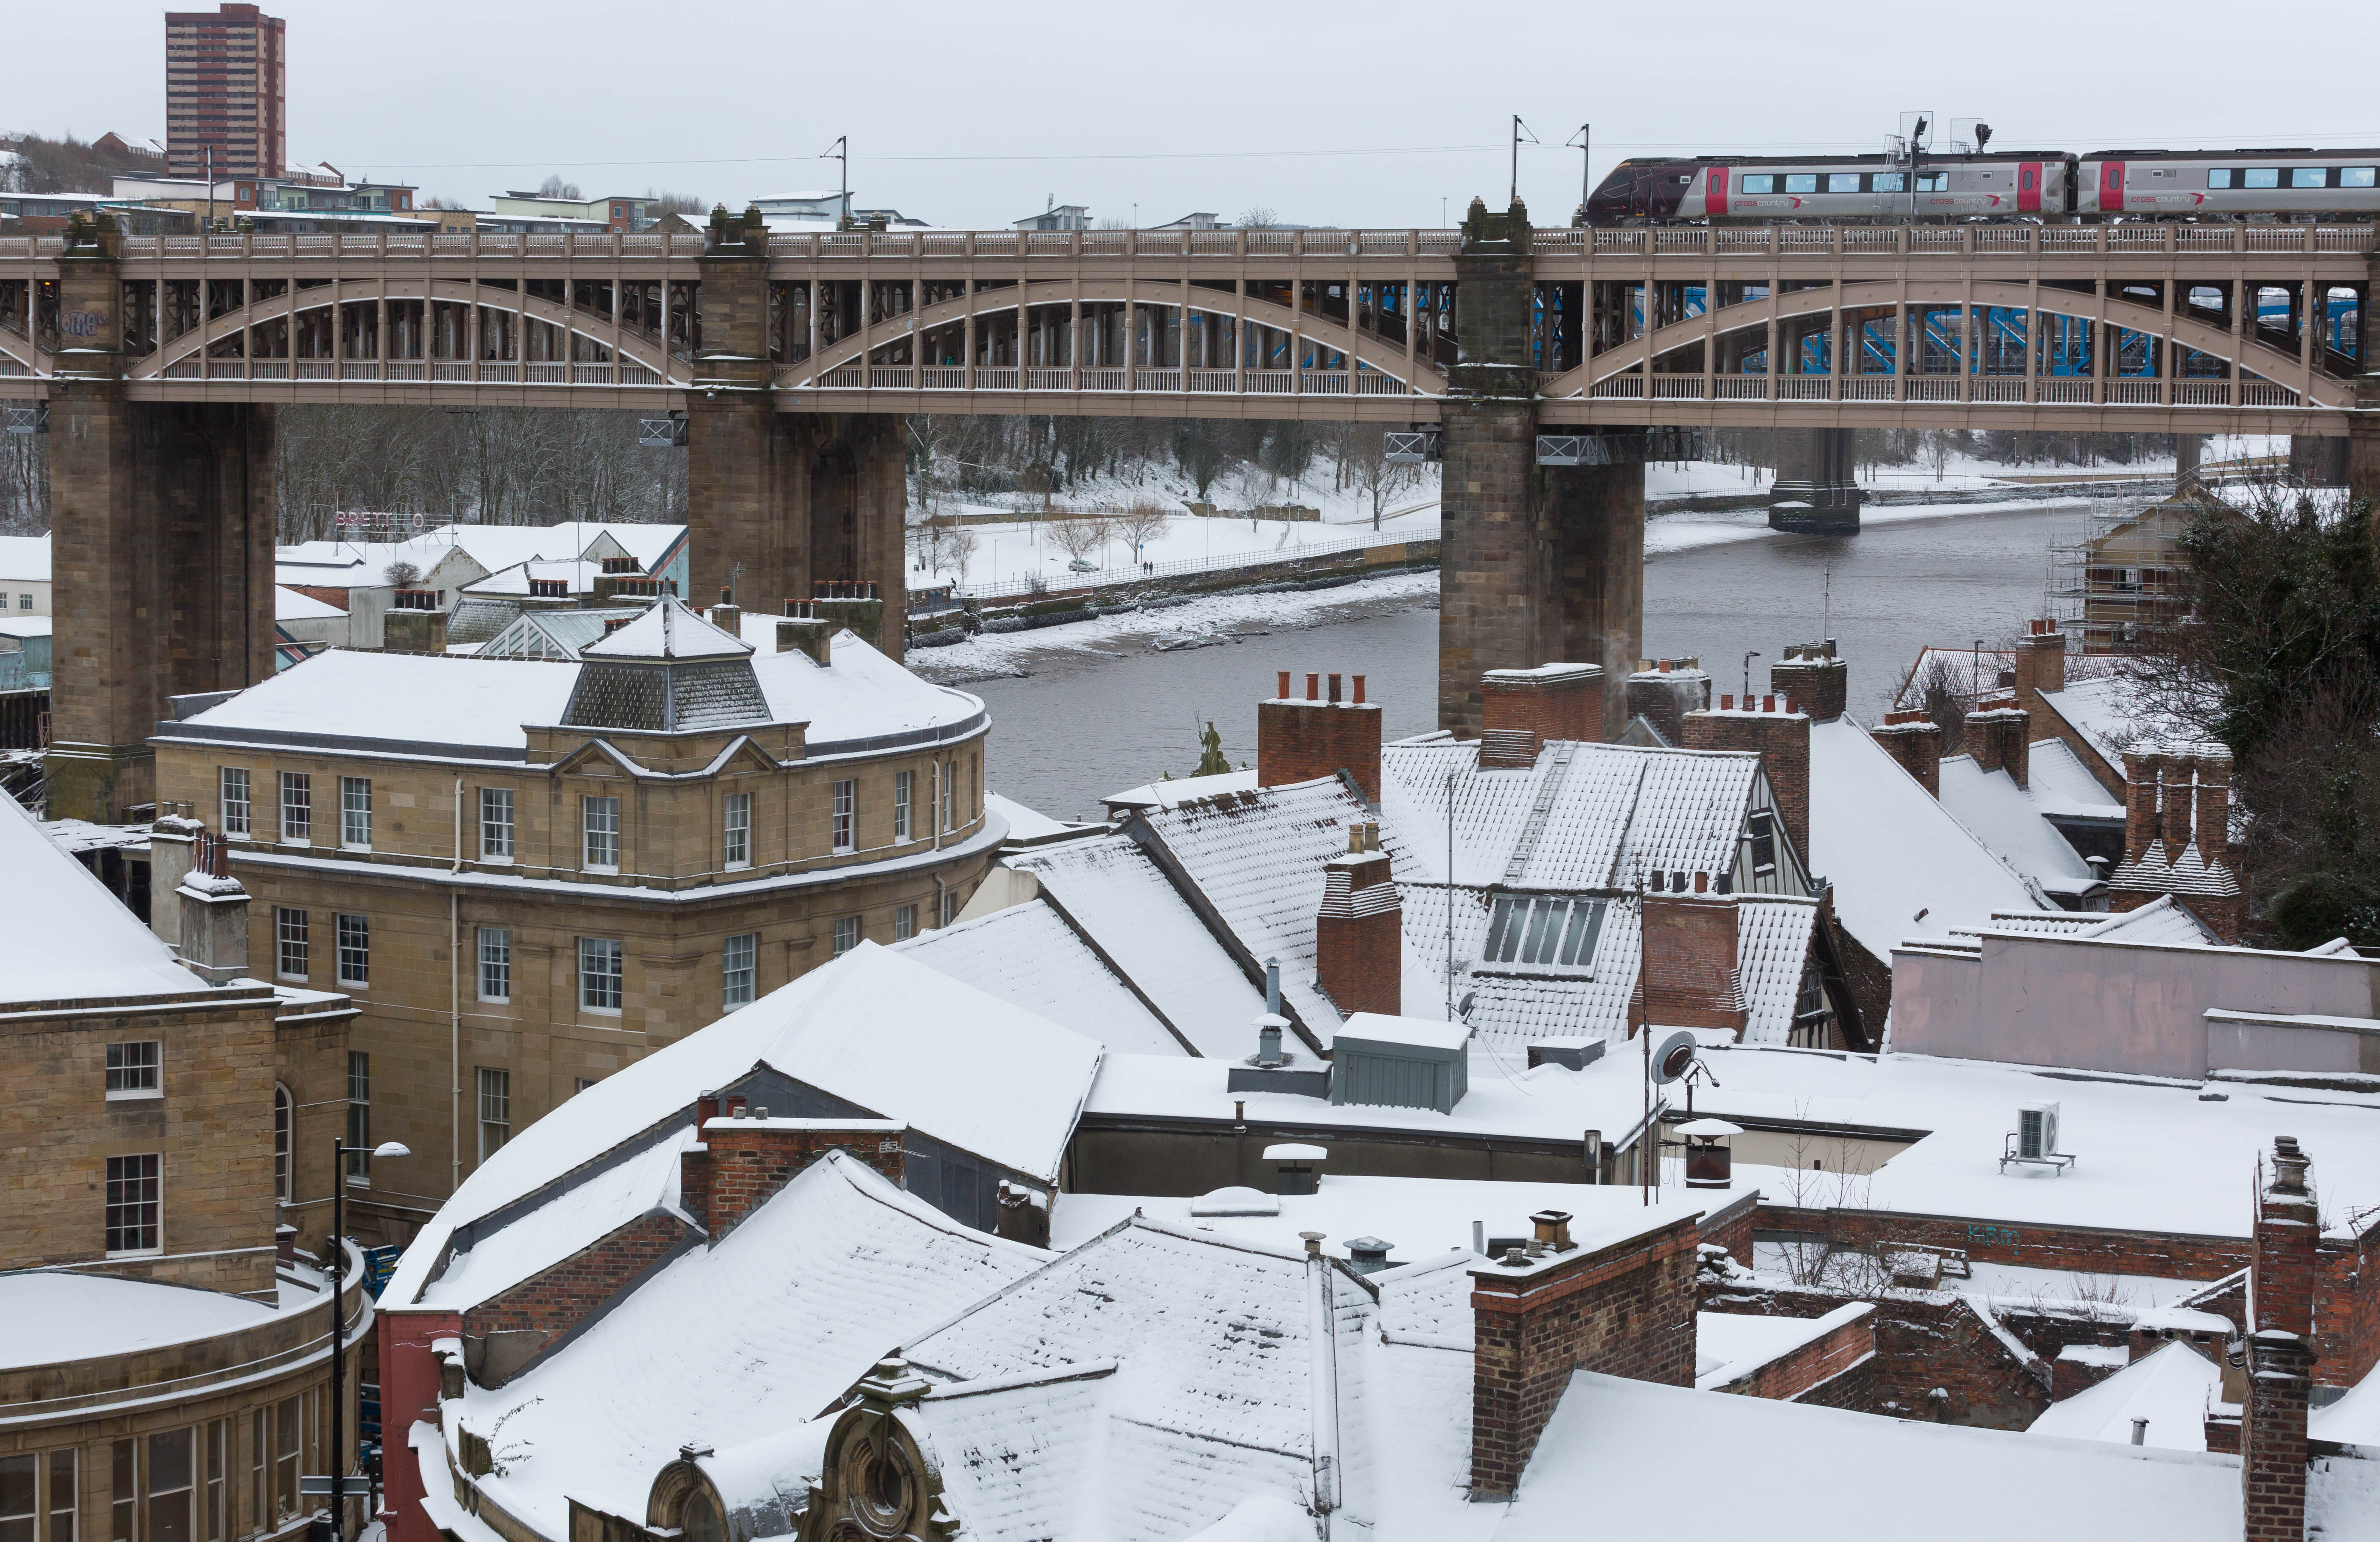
top-left (1915, 172), bottom-right (1949, 192)
top-left (1784, 174), bottom-right (1817, 194)
top-left (2244, 168), bottom-right (2280, 188)
top-left (2207, 169), bottom-right (2234, 188)
top-left (2344, 168), bottom-right (2378, 187)
top-left (1827, 173), bottom-right (1861, 193)
top-left (1873, 172), bottom-right (1905, 192)
top-left (1740, 174), bottom-right (1775, 194)
top-left (2291, 167), bottom-right (2328, 188)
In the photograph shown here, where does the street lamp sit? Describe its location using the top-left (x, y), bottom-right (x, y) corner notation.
top-left (326, 1138), bottom-right (409, 1542)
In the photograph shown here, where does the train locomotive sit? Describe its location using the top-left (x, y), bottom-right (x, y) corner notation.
top-left (1585, 147), bottom-right (2380, 224)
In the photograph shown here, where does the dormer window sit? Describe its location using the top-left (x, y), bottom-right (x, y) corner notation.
top-left (1479, 893), bottom-right (1607, 975)
top-left (1749, 811), bottom-right (1777, 875)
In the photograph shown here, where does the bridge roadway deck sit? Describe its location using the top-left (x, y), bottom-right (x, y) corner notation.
top-left (0, 223), bottom-right (2367, 434)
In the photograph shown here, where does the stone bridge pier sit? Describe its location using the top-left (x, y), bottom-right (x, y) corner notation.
top-left (46, 226), bottom-right (276, 822)
top-left (1770, 427), bottom-right (1862, 534)
top-left (687, 210), bottom-right (907, 652)
top-left (1438, 198), bottom-right (1647, 739)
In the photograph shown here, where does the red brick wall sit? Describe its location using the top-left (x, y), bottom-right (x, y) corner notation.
top-left (1697, 1196), bottom-right (1758, 1265)
top-left (1470, 1216), bottom-right (1699, 1495)
top-left (2244, 1143), bottom-right (2318, 1542)
top-left (1482, 670), bottom-right (1605, 747)
top-left (700, 1123), bottom-right (906, 1236)
top-left (1769, 654), bottom-right (1847, 723)
top-left (1754, 1203), bottom-right (2253, 1282)
top-left (1871, 715), bottom-right (1944, 797)
top-left (1315, 848), bottom-right (1401, 1022)
top-left (1639, 891), bottom-right (1745, 1034)
top-left (1682, 704), bottom-right (1809, 862)
top-left (463, 1210), bottom-right (691, 1339)
top-left (1257, 696), bottom-right (1383, 804)
top-left (1716, 1308), bottom-right (1875, 1401)
top-left (378, 1307), bottom-right (462, 1542)
top-left (2322, 1221), bottom-right (2380, 1387)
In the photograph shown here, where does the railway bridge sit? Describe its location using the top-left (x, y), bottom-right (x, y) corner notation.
top-left (4, 200), bottom-right (2373, 818)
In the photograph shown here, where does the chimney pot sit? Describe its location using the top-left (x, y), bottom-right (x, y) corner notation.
top-left (1277, 670), bottom-right (1291, 699)
top-left (1302, 1231), bottom-right (1326, 1257)
top-left (1763, 694), bottom-right (1775, 712)
top-left (1721, 694), bottom-right (1734, 710)
top-left (1694, 871), bottom-right (1708, 894)
top-left (1328, 672), bottom-right (1342, 704)
top-left (1307, 672), bottom-right (1319, 702)
top-left (1352, 674), bottom-right (1366, 705)
top-left (1659, 658), bottom-right (1672, 672)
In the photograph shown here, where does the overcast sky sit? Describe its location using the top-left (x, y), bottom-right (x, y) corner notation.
top-left (16, 0), bottom-right (2375, 228)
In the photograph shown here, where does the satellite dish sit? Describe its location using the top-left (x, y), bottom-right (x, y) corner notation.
top-left (1651, 1030), bottom-right (1699, 1085)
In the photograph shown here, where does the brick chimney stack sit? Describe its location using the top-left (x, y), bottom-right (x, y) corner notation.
top-left (175, 828), bottom-right (252, 985)
top-left (1258, 668), bottom-right (1384, 804)
top-left (2122, 744), bottom-right (2164, 862)
top-left (1682, 696), bottom-right (1811, 864)
top-left (1623, 658), bottom-right (1712, 746)
top-left (2013, 618), bottom-right (2068, 700)
top-left (1871, 711), bottom-right (1944, 797)
top-left (1769, 639), bottom-right (1847, 722)
top-left (1316, 820), bottom-right (1401, 1019)
top-left (1479, 663), bottom-right (1605, 768)
top-left (2161, 753), bottom-right (2196, 855)
top-left (2241, 1136), bottom-right (2318, 1542)
top-left (680, 1115), bottom-right (907, 1239)
top-left (1963, 698), bottom-right (2032, 790)
top-left (1637, 875), bottom-right (1747, 1039)
top-left (2194, 746), bottom-right (2233, 867)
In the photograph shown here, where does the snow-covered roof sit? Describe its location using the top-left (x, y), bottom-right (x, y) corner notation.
top-left (2035, 677), bottom-right (2154, 772)
top-left (1809, 716), bottom-right (2046, 960)
top-left (425, 1124), bottom-right (695, 1311)
top-left (1695, 1302), bottom-right (1869, 1390)
top-left (0, 533), bottom-right (50, 582)
top-left (1937, 750), bottom-right (2104, 899)
top-left (1936, 895), bottom-right (2217, 951)
top-left (476, 606), bottom-right (645, 660)
top-left (450, 1154), bottom-right (1047, 1540)
top-left (461, 558), bottom-right (603, 596)
top-left (581, 595), bottom-right (749, 659)
top-left (274, 584), bottom-right (346, 620)
top-left (2, 796), bottom-right (218, 1007)
top-left (1102, 767), bottom-right (1258, 813)
top-left (2027, 734), bottom-right (2126, 813)
top-left (0, 1270), bottom-right (274, 1371)
top-left (1497, 1371), bottom-right (2257, 1542)
top-left (158, 629), bottom-right (982, 759)
top-left (2025, 1339), bottom-right (2221, 1450)
top-left (2312, 1358), bottom-right (2380, 1446)
top-left (0, 615), bottom-right (52, 640)
top-left (891, 902), bottom-right (1190, 1056)
top-left (1006, 837), bottom-right (1272, 1058)
top-left (985, 791), bottom-right (1088, 842)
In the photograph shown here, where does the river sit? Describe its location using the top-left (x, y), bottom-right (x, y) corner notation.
top-left (968, 499), bottom-right (2094, 822)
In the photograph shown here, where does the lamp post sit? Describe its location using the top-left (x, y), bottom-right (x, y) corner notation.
top-left (327, 1138), bottom-right (409, 1542)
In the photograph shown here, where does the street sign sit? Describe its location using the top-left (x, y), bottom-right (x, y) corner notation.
top-left (297, 1476), bottom-right (367, 1498)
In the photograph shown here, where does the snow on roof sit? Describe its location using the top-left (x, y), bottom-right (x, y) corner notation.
top-left (0, 615), bottom-right (52, 639)
top-left (461, 558), bottom-right (602, 596)
top-left (454, 1154), bottom-right (1047, 1538)
top-left (1006, 837), bottom-right (1271, 1058)
top-left (0, 533), bottom-right (50, 582)
top-left (1937, 752), bottom-right (2103, 896)
top-left (1809, 716), bottom-right (2046, 960)
top-left (752, 631), bottom-right (987, 751)
top-left (425, 1125), bottom-right (694, 1311)
top-left (1338, 1013), bottom-right (1468, 1052)
top-left (902, 1216), bottom-right (1346, 1534)
top-left (0, 1270), bottom-right (274, 1370)
top-left (170, 649), bottom-right (580, 755)
top-left (581, 595), bottom-right (750, 659)
top-left (1103, 767), bottom-right (1257, 813)
top-left (2028, 736), bottom-right (2125, 813)
top-left (2312, 1358), bottom-right (2380, 1446)
top-left (1, 796), bottom-right (215, 1007)
top-left (2035, 677), bottom-right (2157, 771)
top-left (985, 791), bottom-right (1083, 841)
top-left (1695, 1302), bottom-right (1869, 1389)
top-left (1497, 1371), bottom-right (2251, 1542)
top-left (891, 902), bottom-right (1190, 1056)
top-left (1048, 1175), bottom-right (1704, 1268)
top-left (274, 584), bottom-right (346, 620)
top-left (2025, 1339), bottom-right (2220, 1450)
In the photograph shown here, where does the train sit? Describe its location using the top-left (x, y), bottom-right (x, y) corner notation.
top-left (1583, 148), bottom-right (2380, 224)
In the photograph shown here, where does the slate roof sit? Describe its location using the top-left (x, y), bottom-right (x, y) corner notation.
top-left (891, 903), bottom-right (1191, 1057)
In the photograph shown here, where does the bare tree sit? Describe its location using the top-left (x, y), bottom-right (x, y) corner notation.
top-left (1050, 515), bottom-right (1113, 566)
top-left (535, 175), bottom-right (583, 200)
top-left (1115, 500), bottom-right (1169, 564)
top-left (384, 560), bottom-right (422, 589)
top-left (1236, 207), bottom-right (1279, 229)
top-left (1340, 427), bottom-right (1421, 530)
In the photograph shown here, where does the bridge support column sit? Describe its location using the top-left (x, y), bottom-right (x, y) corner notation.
top-left (1437, 196), bottom-right (1648, 740)
top-left (686, 206), bottom-right (907, 657)
top-left (1768, 426), bottom-right (1862, 534)
top-left (2288, 433), bottom-right (2346, 487)
top-left (45, 218), bottom-right (276, 823)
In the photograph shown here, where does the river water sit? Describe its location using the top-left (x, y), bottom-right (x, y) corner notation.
top-left (972, 499), bottom-right (2091, 822)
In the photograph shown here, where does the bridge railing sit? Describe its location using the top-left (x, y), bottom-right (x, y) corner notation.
top-left (1570, 372), bottom-right (2299, 408)
top-left (761, 227), bottom-right (1468, 260)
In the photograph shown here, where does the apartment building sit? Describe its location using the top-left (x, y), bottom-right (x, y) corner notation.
top-left (149, 597), bottom-right (1000, 1242)
top-left (165, 5), bottom-right (288, 180)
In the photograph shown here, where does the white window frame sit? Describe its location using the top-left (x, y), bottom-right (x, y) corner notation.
top-left (477, 927), bottom-right (511, 1004)
top-left (345, 1052), bottom-right (372, 1186)
top-left (278, 771), bottom-right (310, 846)
top-left (273, 1084), bottom-right (291, 1203)
top-left (478, 787), bottom-right (514, 864)
top-left (722, 792), bottom-right (751, 870)
top-left (893, 771), bottom-right (912, 841)
top-left (104, 1041), bottom-right (162, 1101)
top-left (476, 1067), bottom-right (510, 1163)
top-left (831, 780), bottom-right (855, 854)
top-left (334, 913), bottom-right (369, 988)
top-left (579, 937), bottom-right (624, 1013)
top-left (721, 933), bottom-right (756, 1008)
top-left (831, 915), bottom-right (859, 956)
top-left (338, 776), bottom-right (371, 851)
top-left (104, 1153), bottom-right (161, 1257)
top-left (273, 906), bottom-right (307, 982)
top-left (219, 767), bottom-right (250, 839)
top-left (583, 795), bottom-right (621, 873)
top-left (894, 904), bottom-right (917, 942)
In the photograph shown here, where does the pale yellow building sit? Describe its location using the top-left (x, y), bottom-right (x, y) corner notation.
top-left (151, 598), bottom-right (1000, 1242)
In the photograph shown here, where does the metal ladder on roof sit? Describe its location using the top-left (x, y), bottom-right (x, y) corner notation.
top-left (1501, 740), bottom-right (1578, 885)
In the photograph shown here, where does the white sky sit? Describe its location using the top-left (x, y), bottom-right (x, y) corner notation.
top-left (14, 0), bottom-right (2375, 229)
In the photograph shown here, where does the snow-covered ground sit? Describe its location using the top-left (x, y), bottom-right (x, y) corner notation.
top-left (911, 501), bottom-right (1439, 591)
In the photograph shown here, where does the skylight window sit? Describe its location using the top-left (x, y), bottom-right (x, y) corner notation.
top-left (1480, 894), bottom-right (1607, 974)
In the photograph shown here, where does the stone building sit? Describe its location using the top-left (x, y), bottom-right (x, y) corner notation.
top-left (148, 597), bottom-right (1000, 1241)
top-left (0, 791), bottom-right (371, 1542)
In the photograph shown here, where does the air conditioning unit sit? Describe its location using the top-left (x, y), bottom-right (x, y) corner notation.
top-left (2016, 1101), bottom-right (2060, 1161)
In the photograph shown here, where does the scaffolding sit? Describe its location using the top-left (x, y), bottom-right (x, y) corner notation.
top-left (2048, 489), bottom-right (2208, 655)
